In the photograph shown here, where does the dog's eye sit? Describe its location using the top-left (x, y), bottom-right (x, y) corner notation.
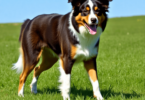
top-left (81, 10), bottom-right (89, 16)
top-left (95, 9), bottom-right (102, 16)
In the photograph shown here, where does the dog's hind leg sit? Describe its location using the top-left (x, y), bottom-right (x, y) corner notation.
top-left (30, 47), bottom-right (58, 94)
top-left (18, 47), bottom-right (42, 97)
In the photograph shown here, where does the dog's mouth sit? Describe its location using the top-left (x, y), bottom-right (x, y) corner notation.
top-left (83, 20), bottom-right (97, 35)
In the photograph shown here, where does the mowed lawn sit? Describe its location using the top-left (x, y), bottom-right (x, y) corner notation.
top-left (0, 16), bottom-right (145, 100)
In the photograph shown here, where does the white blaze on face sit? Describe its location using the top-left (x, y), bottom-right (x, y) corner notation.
top-left (88, 0), bottom-right (98, 25)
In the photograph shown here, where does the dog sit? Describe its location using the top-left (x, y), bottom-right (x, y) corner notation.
top-left (12, 0), bottom-right (112, 100)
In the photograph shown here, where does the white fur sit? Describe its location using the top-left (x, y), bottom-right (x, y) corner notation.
top-left (30, 76), bottom-right (39, 94)
top-left (74, 26), bottom-right (102, 61)
top-left (12, 54), bottom-right (23, 73)
top-left (79, 26), bottom-right (88, 34)
top-left (90, 79), bottom-right (103, 100)
top-left (88, 0), bottom-right (98, 25)
top-left (18, 83), bottom-right (25, 97)
top-left (69, 10), bottom-right (79, 41)
top-left (58, 60), bottom-right (71, 100)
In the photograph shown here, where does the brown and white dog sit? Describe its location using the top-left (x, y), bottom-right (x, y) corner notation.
top-left (12, 0), bottom-right (112, 100)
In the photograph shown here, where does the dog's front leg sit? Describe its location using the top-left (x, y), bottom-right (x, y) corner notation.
top-left (84, 58), bottom-right (103, 100)
top-left (58, 56), bottom-right (74, 100)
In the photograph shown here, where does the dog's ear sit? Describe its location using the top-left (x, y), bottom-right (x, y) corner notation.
top-left (103, 0), bottom-right (112, 10)
top-left (68, 0), bottom-right (81, 8)
top-left (68, 0), bottom-right (84, 16)
top-left (97, 0), bottom-right (112, 12)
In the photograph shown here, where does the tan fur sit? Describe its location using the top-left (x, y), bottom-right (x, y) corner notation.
top-left (75, 13), bottom-right (90, 27)
top-left (86, 6), bottom-right (90, 11)
top-left (60, 56), bottom-right (64, 70)
top-left (97, 14), bottom-right (106, 27)
top-left (94, 6), bottom-right (98, 11)
top-left (37, 49), bottom-right (43, 61)
top-left (18, 47), bottom-right (25, 93)
top-left (71, 45), bottom-right (77, 59)
top-left (18, 65), bottom-right (35, 93)
top-left (18, 47), bottom-right (42, 93)
top-left (84, 59), bottom-right (98, 82)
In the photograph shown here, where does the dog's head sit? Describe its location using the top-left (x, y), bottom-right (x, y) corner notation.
top-left (69, 0), bottom-right (112, 35)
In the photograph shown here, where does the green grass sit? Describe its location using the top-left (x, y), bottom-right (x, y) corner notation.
top-left (0, 16), bottom-right (145, 100)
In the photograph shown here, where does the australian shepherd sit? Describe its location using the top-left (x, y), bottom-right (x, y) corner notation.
top-left (12, 0), bottom-right (112, 100)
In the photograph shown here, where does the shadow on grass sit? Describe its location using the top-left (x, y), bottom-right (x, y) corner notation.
top-left (37, 86), bottom-right (142, 99)
top-left (37, 87), bottom-right (59, 94)
top-left (101, 89), bottom-right (141, 99)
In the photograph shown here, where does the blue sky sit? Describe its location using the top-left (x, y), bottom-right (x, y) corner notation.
top-left (0, 0), bottom-right (145, 23)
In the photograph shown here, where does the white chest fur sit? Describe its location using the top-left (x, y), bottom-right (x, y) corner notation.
top-left (74, 26), bottom-right (102, 61)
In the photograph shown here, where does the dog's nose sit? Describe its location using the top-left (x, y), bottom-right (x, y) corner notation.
top-left (91, 18), bottom-right (97, 24)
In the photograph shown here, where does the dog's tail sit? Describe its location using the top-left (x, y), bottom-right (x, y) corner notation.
top-left (12, 19), bottom-right (30, 73)
top-left (12, 53), bottom-right (23, 73)
top-left (19, 19), bottom-right (30, 42)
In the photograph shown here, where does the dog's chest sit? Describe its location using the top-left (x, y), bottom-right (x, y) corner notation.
top-left (74, 44), bottom-right (98, 62)
top-left (73, 30), bottom-right (101, 61)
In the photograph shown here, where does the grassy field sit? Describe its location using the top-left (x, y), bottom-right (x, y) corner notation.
top-left (0, 16), bottom-right (145, 100)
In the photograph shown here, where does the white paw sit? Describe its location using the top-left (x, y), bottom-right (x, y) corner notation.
top-left (30, 77), bottom-right (38, 94)
top-left (94, 91), bottom-right (103, 100)
top-left (30, 84), bottom-right (37, 94)
top-left (18, 92), bottom-right (24, 97)
top-left (18, 84), bottom-right (25, 97)
top-left (62, 94), bottom-right (70, 100)
top-left (59, 85), bottom-right (70, 100)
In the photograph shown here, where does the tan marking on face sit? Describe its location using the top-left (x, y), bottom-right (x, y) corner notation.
top-left (75, 13), bottom-right (90, 27)
top-left (94, 6), bottom-right (98, 11)
top-left (97, 14), bottom-right (106, 27)
top-left (71, 45), bottom-right (77, 59)
top-left (84, 59), bottom-right (98, 82)
top-left (86, 6), bottom-right (90, 11)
